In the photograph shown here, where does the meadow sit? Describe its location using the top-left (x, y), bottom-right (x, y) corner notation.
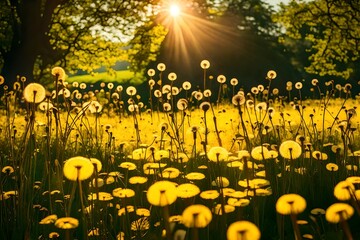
top-left (1, 64), bottom-right (360, 240)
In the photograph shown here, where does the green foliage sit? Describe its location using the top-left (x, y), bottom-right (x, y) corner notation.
top-left (274, 0), bottom-right (360, 79)
top-left (127, 22), bottom-right (168, 74)
top-left (0, 0), bottom-right (165, 83)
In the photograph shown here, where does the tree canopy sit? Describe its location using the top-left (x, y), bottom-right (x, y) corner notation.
top-left (0, 0), bottom-right (166, 84)
top-left (274, 0), bottom-right (360, 79)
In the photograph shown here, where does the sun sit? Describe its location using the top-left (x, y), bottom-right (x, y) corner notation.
top-left (169, 4), bottom-right (181, 17)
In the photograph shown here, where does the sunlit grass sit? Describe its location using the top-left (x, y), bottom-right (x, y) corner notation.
top-left (67, 70), bottom-right (135, 84)
top-left (1, 65), bottom-right (360, 240)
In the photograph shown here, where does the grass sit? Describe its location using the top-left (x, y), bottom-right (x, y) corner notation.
top-left (1, 66), bottom-right (360, 240)
top-left (67, 70), bottom-right (135, 84)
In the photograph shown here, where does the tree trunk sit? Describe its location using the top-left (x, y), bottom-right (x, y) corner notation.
top-left (1, 0), bottom-right (60, 86)
top-left (1, 41), bottom-right (38, 85)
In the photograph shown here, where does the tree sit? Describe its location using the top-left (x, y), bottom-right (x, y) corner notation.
top-left (274, 0), bottom-right (360, 79)
top-left (0, 0), bottom-right (166, 85)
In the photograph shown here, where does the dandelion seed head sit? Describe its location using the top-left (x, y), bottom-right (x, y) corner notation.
top-left (276, 193), bottom-right (306, 215)
top-left (51, 67), bottom-right (66, 80)
top-left (55, 217), bottom-right (79, 229)
top-left (146, 180), bottom-right (177, 206)
top-left (325, 203), bottom-right (354, 223)
top-left (200, 60), bottom-right (210, 70)
top-left (227, 221), bottom-right (261, 240)
top-left (63, 156), bottom-right (94, 181)
top-left (182, 204), bottom-right (212, 228)
top-left (279, 140), bottom-right (302, 159)
top-left (147, 68), bottom-right (155, 77)
top-left (23, 83), bottom-right (46, 103)
top-left (157, 63), bottom-right (166, 71)
top-left (182, 81), bottom-right (191, 90)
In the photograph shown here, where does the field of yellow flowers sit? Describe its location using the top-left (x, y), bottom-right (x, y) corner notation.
top-left (1, 64), bottom-right (360, 240)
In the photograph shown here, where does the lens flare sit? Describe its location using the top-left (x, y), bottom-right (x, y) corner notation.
top-left (169, 4), bottom-right (180, 17)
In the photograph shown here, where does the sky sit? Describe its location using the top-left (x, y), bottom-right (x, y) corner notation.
top-left (264, 0), bottom-right (290, 10)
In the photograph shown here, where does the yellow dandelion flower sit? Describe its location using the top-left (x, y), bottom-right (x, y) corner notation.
top-left (161, 167), bottom-right (180, 179)
top-left (250, 160), bottom-right (261, 169)
top-left (55, 217), bottom-right (79, 229)
top-left (176, 183), bottom-right (200, 199)
top-left (254, 188), bottom-right (272, 196)
top-left (90, 178), bottom-right (104, 188)
top-left (116, 232), bottom-right (125, 240)
top-left (50, 190), bottom-right (60, 195)
top-left (238, 150), bottom-right (250, 159)
top-left (200, 190), bottom-right (220, 200)
top-left (297, 220), bottom-right (308, 225)
top-left (325, 203), bottom-right (354, 223)
top-left (228, 198), bottom-right (250, 207)
top-left (169, 215), bottom-right (183, 223)
top-left (88, 228), bottom-right (100, 237)
top-left (119, 162), bottom-right (137, 170)
top-left (0, 192), bottom-right (10, 201)
top-left (185, 172), bottom-right (205, 181)
top-left (146, 181), bottom-right (177, 206)
top-left (6, 190), bottom-right (18, 197)
top-left (279, 140), bottom-right (302, 159)
top-left (132, 148), bottom-right (148, 160)
top-left (0, 75), bottom-right (4, 85)
top-left (334, 180), bottom-right (355, 201)
top-left (136, 208), bottom-right (150, 217)
top-left (276, 193), bottom-right (306, 215)
top-left (227, 221), bottom-right (261, 240)
top-left (251, 146), bottom-right (270, 161)
top-left (182, 204), bottom-right (212, 228)
top-left (213, 204), bottom-right (235, 215)
top-left (154, 150), bottom-right (170, 161)
top-left (39, 214), bottom-right (58, 224)
top-left (63, 156), bottom-right (94, 181)
top-left (207, 146), bottom-right (229, 162)
top-left (2, 166), bottom-right (14, 174)
top-left (118, 205), bottom-right (135, 216)
top-left (303, 234), bottom-right (314, 239)
top-left (255, 170), bottom-right (266, 177)
top-left (131, 217), bottom-right (150, 231)
top-left (238, 178), bottom-right (270, 189)
top-left (326, 163), bottom-right (339, 172)
top-left (105, 176), bottom-right (115, 184)
top-left (212, 176), bottom-right (230, 188)
top-left (175, 152), bottom-right (189, 163)
top-left (88, 192), bottom-right (113, 201)
top-left (198, 165), bottom-right (208, 170)
top-left (346, 176), bottom-right (360, 184)
top-left (112, 188), bottom-right (135, 198)
top-left (90, 158), bottom-right (102, 172)
top-left (222, 188), bottom-right (236, 196)
top-left (228, 191), bottom-right (246, 198)
top-left (227, 160), bottom-right (242, 168)
top-left (268, 150), bottom-right (279, 159)
top-left (346, 165), bottom-right (358, 171)
top-left (311, 208), bottom-right (326, 215)
top-left (129, 176), bottom-right (148, 185)
top-left (49, 232), bottom-right (60, 239)
top-left (312, 151), bottom-right (328, 160)
top-left (23, 83), bottom-right (46, 103)
top-left (143, 162), bottom-right (167, 170)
